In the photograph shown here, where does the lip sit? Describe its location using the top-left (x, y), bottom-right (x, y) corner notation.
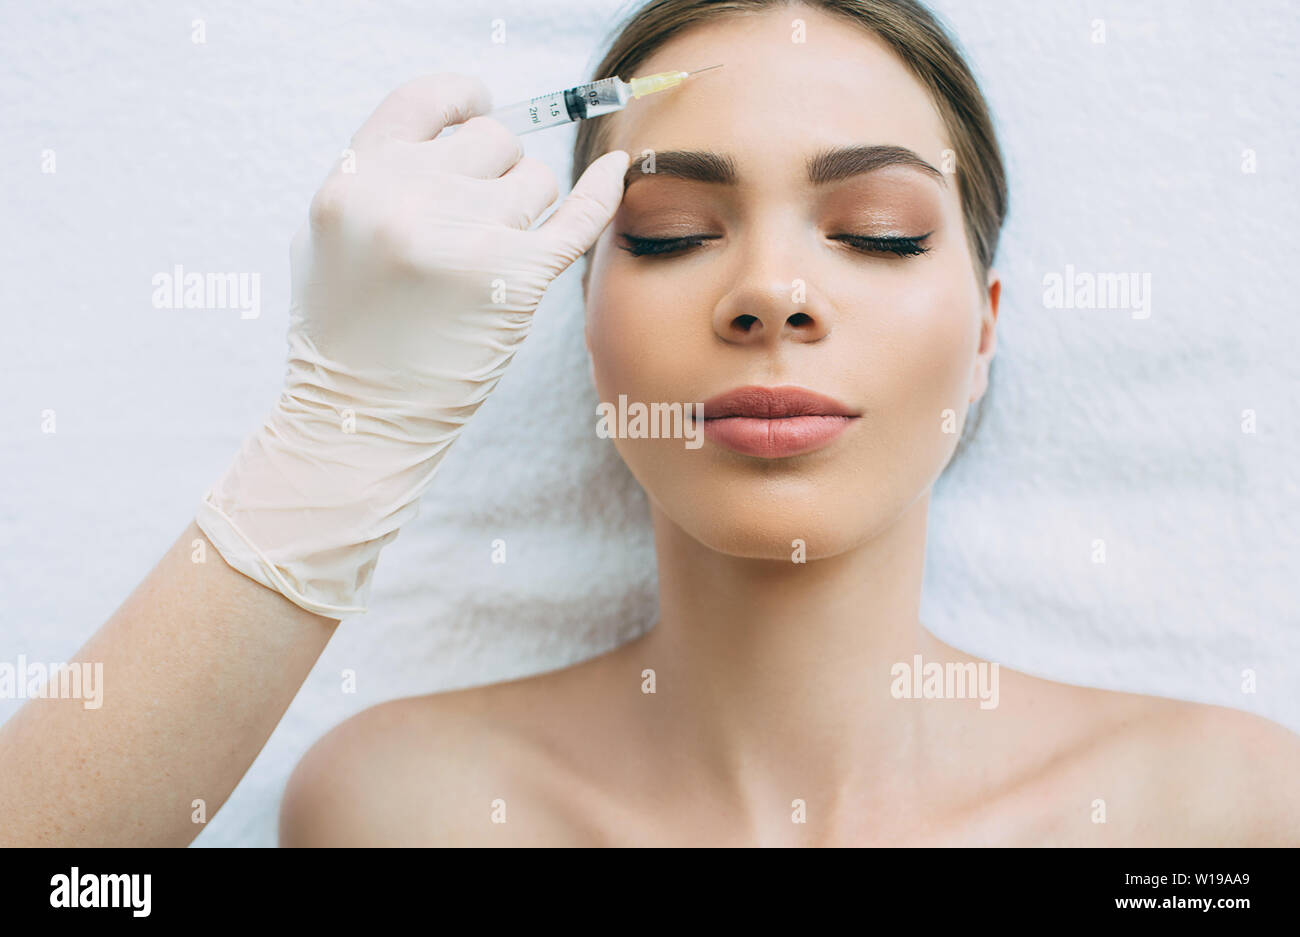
top-left (696, 385), bottom-right (861, 458)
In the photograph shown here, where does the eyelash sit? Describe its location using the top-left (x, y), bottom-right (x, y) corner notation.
top-left (618, 233), bottom-right (932, 258)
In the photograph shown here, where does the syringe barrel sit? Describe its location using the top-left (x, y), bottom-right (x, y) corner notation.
top-left (487, 76), bottom-right (631, 134)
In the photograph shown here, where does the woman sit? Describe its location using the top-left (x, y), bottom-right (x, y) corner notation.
top-left (276, 0), bottom-right (1300, 846)
top-left (2, 0), bottom-right (1295, 847)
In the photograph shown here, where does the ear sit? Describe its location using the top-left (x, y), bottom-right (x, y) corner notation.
top-left (969, 267), bottom-right (1000, 404)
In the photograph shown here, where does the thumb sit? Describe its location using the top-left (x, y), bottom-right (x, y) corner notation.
top-left (538, 150), bottom-right (631, 267)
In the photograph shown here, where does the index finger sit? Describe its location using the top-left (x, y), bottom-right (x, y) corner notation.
top-left (352, 72), bottom-right (492, 147)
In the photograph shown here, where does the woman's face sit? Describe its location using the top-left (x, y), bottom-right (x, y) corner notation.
top-left (584, 5), bottom-right (999, 559)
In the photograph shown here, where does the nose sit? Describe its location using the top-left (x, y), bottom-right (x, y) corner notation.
top-left (711, 239), bottom-right (832, 346)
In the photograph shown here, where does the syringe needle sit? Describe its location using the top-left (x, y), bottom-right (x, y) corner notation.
top-left (686, 64), bottom-right (724, 76)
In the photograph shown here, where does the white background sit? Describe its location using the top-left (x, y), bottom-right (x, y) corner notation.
top-left (1, 0), bottom-right (1296, 846)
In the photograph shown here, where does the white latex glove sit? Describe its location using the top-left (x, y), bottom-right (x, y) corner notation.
top-left (195, 72), bottom-right (630, 619)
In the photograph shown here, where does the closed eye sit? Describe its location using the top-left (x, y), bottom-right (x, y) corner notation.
top-left (618, 234), bottom-right (720, 257)
top-left (618, 232), bottom-right (932, 258)
top-left (831, 233), bottom-right (932, 257)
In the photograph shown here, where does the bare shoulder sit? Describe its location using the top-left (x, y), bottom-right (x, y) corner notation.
top-left (1139, 698), bottom-right (1300, 845)
top-left (1003, 671), bottom-right (1300, 846)
top-left (279, 663), bottom-right (615, 847)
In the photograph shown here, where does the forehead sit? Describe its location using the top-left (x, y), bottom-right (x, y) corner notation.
top-left (604, 6), bottom-right (951, 179)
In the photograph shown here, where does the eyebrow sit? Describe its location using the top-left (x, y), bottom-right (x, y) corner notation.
top-left (622, 144), bottom-right (947, 190)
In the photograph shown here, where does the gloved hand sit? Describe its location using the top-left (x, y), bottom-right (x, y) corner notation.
top-left (195, 72), bottom-right (630, 618)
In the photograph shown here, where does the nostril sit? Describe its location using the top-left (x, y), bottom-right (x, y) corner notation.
top-left (733, 314), bottom-right (759, 332)
top-left (788, 312), bottom-right (813, 327)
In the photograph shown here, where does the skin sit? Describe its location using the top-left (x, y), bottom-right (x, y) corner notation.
top-left (281, 5), bottom-right (1300, 846)
top-left (0, 522), bottom-right (338, 846)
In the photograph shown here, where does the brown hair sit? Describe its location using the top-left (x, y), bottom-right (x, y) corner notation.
top-left (572, 0), bottom-right (1008, 460)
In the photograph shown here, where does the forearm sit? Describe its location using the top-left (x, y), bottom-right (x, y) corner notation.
top-left (0, 521), bottom-right (338, 846)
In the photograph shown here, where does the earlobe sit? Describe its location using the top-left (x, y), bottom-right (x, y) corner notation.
top-left (979, 268), bottom-right (1001, 356)
top-left (969, 268), bottom-right (1000, 403)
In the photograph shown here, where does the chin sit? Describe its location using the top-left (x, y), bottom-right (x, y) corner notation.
top-left (628, 451), bottom-right (892, 560)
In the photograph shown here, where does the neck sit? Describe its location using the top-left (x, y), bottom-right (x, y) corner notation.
top-left (638, 490), bottom-right (951, 809)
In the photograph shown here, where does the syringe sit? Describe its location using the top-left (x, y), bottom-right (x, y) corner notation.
top-left (443, 65), bottom-right (723, 137)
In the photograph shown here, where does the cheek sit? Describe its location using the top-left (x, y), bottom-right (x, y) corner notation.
top-left (852, 257), bottom-right (980, 419)
top-left (584, 243), bottom-right (634, 388)
top-left (586, 251), bottom-right (703, 398)
top-left (586, 285), bottom-right (642, 397)
top-left (822, 254), bottom-right (981, 497)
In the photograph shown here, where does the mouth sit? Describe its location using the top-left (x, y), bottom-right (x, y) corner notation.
top-left (695, 385), bottom-right (861, 458)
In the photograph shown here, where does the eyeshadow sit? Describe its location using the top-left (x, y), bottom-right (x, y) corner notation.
top-left (820, 174), bottom-right (944, 230)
